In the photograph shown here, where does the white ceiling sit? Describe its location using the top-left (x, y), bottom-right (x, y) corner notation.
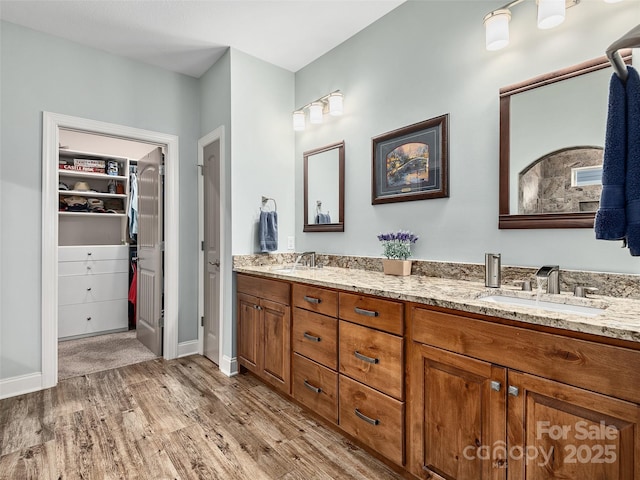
top-left (0, 0), bottom-right (405, 77)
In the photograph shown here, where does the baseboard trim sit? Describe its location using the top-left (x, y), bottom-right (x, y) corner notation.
top-left (0, 372), bottom-right (43, 400)
top-left (219, 355), bottom-right (238, 377)
top-left (177, 340), bottom-right (199, 358)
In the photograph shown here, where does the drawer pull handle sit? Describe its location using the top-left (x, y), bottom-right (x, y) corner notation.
top-left (303, 332), bottom-right (321, 342)
top-left (354, 307), bottom-right (378, 317)
top-left (354, 351), bottom-right (379, 364)
top-left (303, 380), bottom-right (322, 394)
top-left (354, 408), bottom-right (379, 426)
top-left (303, 296), bottom-right (321, 304)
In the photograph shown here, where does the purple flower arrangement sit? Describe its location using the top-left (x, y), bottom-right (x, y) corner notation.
top-left (377, 230), bottom-right (419, 260)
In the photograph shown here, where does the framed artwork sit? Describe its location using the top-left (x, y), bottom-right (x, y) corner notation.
top-left (371, 114), bottom-right (449, 204)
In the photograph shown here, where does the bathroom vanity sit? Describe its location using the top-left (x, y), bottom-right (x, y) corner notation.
top-left (234, 266), bottom-right (640, 480)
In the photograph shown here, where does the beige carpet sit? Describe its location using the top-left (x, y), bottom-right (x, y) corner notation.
top-left (58, 330), bottom-right (158, 380)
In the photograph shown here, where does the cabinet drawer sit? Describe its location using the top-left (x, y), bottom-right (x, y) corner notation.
top-left (292, 354), bottom-right (338, 424)
top-left (339, 375), bottom-right (404, 466)
top-left (292, 284), bottom-right (338, 317)
top-left (339, 292), bottom-right (403, 335)
top-left (412, 306), bottom-right (640, 405)
top-left (339, 321), bottom-right (404, 400)
top-left (292, 308), bottom-right (338, 370)
top-left (58, 259), bottom-right (129, 276)
top-left (59, 245), bottom-right (128, 262)
top-left (237, 274), bottom-right (290, 305)
top-left (59, 272), bottom-right (128, 306)
top-left (58, 300), bottom-right (128, 339)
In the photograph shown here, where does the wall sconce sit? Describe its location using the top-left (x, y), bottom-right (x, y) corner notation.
top-left (292, 90), bottom-right (343, 131)
top-left (484, 0), bottom-right (621, 51)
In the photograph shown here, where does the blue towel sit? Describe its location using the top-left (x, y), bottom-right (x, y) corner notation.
top-left (259, 210), bottom-right (278, 252)
top-left (315, 213), bottom-right (331, 224)
top-left (595, 71), bottom-right (627, 240)
top-left (625, 66), bottom-right (640, 255)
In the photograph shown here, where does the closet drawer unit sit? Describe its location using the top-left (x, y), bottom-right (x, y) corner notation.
top-left (339, 375), bottom-right (404, 466)
top-left (292, 308), bottom-right (338, 370)
top-left (59, 272), bottom-right (128, 306)
top-left (292, 353), bottom-right (338, 424)
top-left (339, 293), bottom-right (403, 335)
top-left (58, 259), bottom-right (129, 276)
top-left (58, 300), bottom-right (128, 339)
top-left (339, 320), bottom-right (404, 400)
top-left (292, 284), bottom-right (338, 317)
top-left (59, 245), bottom-right (128, 262)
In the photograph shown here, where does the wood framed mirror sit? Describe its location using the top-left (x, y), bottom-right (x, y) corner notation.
top-left (499, 50), bottom-right (632, 229)
top-left (303, 141), bottom-right (345, 232)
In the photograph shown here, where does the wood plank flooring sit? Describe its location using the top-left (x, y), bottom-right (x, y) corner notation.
top-left (0, 355), bottom-right (404, 479)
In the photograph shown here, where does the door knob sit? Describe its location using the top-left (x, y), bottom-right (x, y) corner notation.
top-left (209, 260), bottom-right (220, 267)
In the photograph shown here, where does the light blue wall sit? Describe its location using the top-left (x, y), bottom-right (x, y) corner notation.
top-left (0, 21), bottom-right (201, 378)
top-left (294, 0), bottom-right (640, 274)
top-left (230, 48), bottom-right (295, 256)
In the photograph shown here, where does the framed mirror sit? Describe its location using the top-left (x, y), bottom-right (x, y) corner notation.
top-left (499, 50), bottom-right (632, 229)
top-left (303, 141), bottom-right (345, 232)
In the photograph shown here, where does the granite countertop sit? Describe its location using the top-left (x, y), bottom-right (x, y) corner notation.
top-left (234, 265), bottom-right (640, 344)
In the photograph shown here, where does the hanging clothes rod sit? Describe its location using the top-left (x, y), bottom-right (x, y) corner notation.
top-left (607, 24), bottom-right (640, 82)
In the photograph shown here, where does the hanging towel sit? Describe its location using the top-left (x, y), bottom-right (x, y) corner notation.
top-left (625, 66), bottom-right (640, 255)
top-left (595, 71), bottom-right (627, 240)
top-left (259, 210), bottom-right (278, 252)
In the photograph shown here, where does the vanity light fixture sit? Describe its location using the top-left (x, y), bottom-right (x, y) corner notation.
top-left (292, 90), bottom-right (343, 131)
top-left (483, 0), bottom-right (625, 51)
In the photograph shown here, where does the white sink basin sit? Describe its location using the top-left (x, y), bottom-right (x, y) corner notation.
top-left (480, 295), bottom-right (605, 317)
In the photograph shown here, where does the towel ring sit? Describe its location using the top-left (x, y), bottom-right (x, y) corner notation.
top-left (261, 196), bottom-right (277, 212)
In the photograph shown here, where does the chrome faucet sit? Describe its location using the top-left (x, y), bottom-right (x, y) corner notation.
top-left (536, 265), bottom-right (560, 294)
top-left (294, 251), bottom-right (316, 269)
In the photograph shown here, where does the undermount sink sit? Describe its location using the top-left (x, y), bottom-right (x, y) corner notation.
top-left (270, 265), bottom-right (308, 273)
top-left (480, 295), bottom-right (605, 317)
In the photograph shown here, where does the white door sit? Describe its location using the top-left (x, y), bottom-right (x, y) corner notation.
top-left (203, 140), bottom-right (220, 364)
top-left (136, 147), bottom-right (164, 356)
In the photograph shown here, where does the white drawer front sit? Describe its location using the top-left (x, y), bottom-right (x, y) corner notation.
top-left (58, 300), bottom-right (128, 339)
top-left (59, 245), bottom-right (128, 262)
top-left (58, 259), bottom-right (129, 276)
top-left (59, 272), bottom-right (128, 306)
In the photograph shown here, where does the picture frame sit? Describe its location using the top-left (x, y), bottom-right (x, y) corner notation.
top-left (371, 114), bottom-right (449, 204)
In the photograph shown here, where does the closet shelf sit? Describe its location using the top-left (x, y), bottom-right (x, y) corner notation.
top-left (58, 170), bottom-right (128, 181)
top-left (59, 211), bottom-right (127, 218)
top-left (58, 190), bottom-right (127, 199)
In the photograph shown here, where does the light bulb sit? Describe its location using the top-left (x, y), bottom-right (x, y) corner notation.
top-left (292, 111), bottom-right (305, 131)
top-left (484, 9), bottom-right (511, 51)
top-left (537, 0), bottom-right (565, 29)
top-left (328, 92), bottom-right (343, 116)
top-left (309, 102), bottom-right (324, 124)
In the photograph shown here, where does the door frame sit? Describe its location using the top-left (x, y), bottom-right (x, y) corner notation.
top-left (42, 111), bottom-right (180, 389)
top-left (197, 126), bottom-right (229, 373)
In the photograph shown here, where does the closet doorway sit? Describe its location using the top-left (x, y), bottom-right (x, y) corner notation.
top-left (42, 112), bottom-right (180, 389)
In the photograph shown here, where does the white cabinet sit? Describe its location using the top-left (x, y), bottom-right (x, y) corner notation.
top-left (58, 149), bottom-right (130, 246)
top-left (58, 245), bottom-right (129, 340)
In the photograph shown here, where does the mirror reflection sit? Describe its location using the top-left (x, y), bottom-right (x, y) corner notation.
top-left (499, 51), bottom-right (632, 229)
top-left (303, 141), bottom-right (345, 232)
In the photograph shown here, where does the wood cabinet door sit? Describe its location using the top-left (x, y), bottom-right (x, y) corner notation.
top-left (237, 292), bottom-right (261, 374)
top-left (409, 343), bottom-right (507, 480)
top-left (507, 371), bottom-right (640, 480)
top-left (260, 298), bottom-right (291, 394)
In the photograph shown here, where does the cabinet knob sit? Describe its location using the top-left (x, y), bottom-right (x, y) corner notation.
top-left (87, 266), bottom-right (92, 270)
top-left (87, 316), bottom-right (92, 321)
top-left (508, 385), bottom-right (519, 397)
top-left (87, 287), bottom-right (92, 291)
top-left (87, 252), bottom-right (92, 256)
top-left (490, 381), bottom-right (502, 392)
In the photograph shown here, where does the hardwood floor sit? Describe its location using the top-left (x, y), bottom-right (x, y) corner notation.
top-left (0, 355), bottom-right (404, 479)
